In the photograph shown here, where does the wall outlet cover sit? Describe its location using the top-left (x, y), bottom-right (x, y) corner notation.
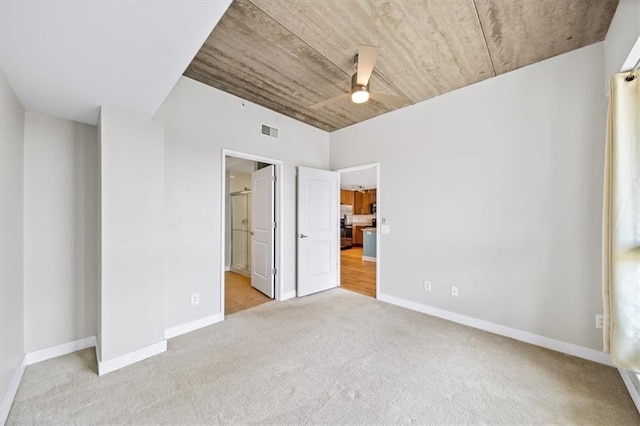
top-left (451, 286), bottom-right (459, 297)
top-left (595, 314), bottom-right (604, 329)
top-left (423, 281), bottom-right (432, 292)
top-left (191, 293), bottom-right (200, 306)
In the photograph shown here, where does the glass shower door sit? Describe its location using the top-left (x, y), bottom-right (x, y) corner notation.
top-left (231, 193), bottom-right (251, 274)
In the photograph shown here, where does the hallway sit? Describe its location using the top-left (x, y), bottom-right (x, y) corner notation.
top-left (340, 247), bottom-right (376, 298)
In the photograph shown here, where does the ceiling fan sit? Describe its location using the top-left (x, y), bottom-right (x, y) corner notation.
top-left (309, 45), bottom-right (410, 110)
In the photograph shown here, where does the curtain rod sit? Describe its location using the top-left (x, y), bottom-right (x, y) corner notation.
top-left (230, 187), bottom-right (252, 196)
top-left (625, 57), bottom-right (640, 82)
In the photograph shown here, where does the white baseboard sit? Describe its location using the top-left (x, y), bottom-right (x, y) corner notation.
top-left (225, 265), bottom-right (230, 272)
top-left (229, 266), bottom-right (250, 277)
top-left (164, 313), bottom-right (223, 339)
top-left (378, 293), bottom-right (612, 366)
top-left (362, 256), bottom-right (376, 262)
top-left (619, 368), bottom-right (640, 413)
top-left (1, 356), bottom-right (25, 426)
top-left (281, 290), bottom-right (296, 301)
top-left (98, 340), bottom-right (167, 376)
top-left (25, 336), bottom-right (96, 366)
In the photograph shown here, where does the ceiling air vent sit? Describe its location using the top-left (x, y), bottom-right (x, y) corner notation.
top-left (261, 124), bottom-right (279, 139)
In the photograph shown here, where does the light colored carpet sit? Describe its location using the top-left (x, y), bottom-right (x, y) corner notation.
top-left (8, 289), bottom-right (639, 425)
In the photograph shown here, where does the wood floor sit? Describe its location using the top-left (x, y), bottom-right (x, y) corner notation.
top-left (340, 247), bottom-right (376, 298)
top-left (226, 249), bottom-right (375, 311)
top-left (225, 271), bottom-right (272, 315)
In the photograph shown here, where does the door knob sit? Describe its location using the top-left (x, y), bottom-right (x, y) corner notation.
top-left (299, 234), bottom-right (308, 238)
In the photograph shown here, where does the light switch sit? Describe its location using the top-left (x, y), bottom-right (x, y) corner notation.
top-left (381, 224), bottom-right (390, 234)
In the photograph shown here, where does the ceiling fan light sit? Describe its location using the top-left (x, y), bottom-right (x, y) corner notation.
top-left (350, 73), bottom-right (370, 104)
top-left (351, 88), bottom-right (369, 104)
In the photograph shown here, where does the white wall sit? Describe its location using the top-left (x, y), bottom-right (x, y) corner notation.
top-left (99, 108), bottom-right (165, 362)
top-left (604, 0), bottom-right (640, 78)
top-left (229, 172), bottom-right (252, 193)
top-left (157, 76), bottom-right (329, 330)
top-left (96, 112), bottom-right (102, 354)
top-left (330, 43), bottom-right (607, 350)
top-left (0, 71), bottom-right (25, 423)
top-left (23, 112), bottom-right (98, 353)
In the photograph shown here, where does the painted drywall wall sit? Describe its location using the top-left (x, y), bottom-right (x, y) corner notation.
top-left (229, 172), bottom-right (252, 193)
top-left (330, 43), bottom-right (607, 350)
top-left (23, 112), bottom-right (98, 353)
top-left (96, 112), bottom-right (102, 354)
top-left (99, 108), bottom-right (165, 361)
top-left (604, 0), bottom-right (640, 78)
top-left (156, 76), bottom-right (329, 330)
top-left (0, 71), bottom-right (25, 422)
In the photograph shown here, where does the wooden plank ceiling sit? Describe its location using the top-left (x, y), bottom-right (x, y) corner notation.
top-left (184, 0), bottom-right (618, 132)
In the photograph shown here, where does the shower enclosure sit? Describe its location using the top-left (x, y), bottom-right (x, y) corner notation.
top-left (230, 188), bottom-right (252, 276)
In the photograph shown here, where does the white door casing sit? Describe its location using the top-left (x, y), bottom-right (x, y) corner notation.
top-left (251, 165), bottom-right (275, 298)
top-left (297, 166), bottom-right (339, 297)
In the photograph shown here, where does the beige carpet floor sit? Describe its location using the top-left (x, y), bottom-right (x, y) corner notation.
top-left (7, 289), bottom-right (640, 425)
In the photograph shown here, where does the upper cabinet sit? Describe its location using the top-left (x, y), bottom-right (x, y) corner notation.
top-left (340, 190), bottom-right (354, 205)
top-left (341, 189), bottom-right (376, 214)
top-left (354, 190), bottom-right (375, 214)
top-left (354, 191), bottom-right (364, 214)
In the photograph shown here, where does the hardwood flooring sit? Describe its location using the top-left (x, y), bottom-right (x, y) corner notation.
top-left (340, 247), bottom-right (376, 298)
top-left (225, 271), bottom-right (272, 315)
top-left (226, 249), bottom-right (375, 312)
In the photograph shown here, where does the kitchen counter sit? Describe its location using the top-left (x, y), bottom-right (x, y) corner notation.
top-left (362, 228), bottom-right (377, 261)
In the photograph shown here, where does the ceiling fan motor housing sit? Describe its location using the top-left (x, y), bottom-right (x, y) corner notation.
top-left (350, 73), bottom-right (369, 103)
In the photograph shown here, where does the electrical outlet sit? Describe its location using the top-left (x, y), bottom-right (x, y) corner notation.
top-left (451, 286), bottom-right (459, 297)
top-left (595, 314), bottom-right (604, 329)
top-left (191, 293), bottom-right (200, 306)
top-left (423, 281), bottom-right (432, 292)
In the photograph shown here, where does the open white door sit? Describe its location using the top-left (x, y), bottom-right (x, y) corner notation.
top-left (251, 165), bottom-right (275, 298)
top-left (297, 166), bottom-right (339, 297)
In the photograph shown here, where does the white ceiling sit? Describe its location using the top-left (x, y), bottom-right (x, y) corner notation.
top-left (0, 0), bottom-right (231, 125)
top-left (340, 167), bottom-right (376, 190)
top-left (226, 157), bottom-right (255, 174)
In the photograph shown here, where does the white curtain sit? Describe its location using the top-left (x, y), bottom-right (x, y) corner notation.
top-left (602, 70), bottom-right (640, 371)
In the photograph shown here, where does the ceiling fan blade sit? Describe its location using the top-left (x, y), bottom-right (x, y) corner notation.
top-left (356, 45), bottom-right (379, 86)
top-left (308, 93), bottom-right (350, 110)
top-left (370, 91), bottom-right (410, 108)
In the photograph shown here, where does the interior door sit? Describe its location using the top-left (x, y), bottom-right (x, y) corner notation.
top-left (251, 165), bottom-right (275, 298)
top-left (297, 166), bottom-right (339, 297)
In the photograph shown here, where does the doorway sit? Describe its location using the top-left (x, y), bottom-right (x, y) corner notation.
top-left (337, 164), bottom-right (380, 299)
top-left (222, 151), bottom-right (283, 317)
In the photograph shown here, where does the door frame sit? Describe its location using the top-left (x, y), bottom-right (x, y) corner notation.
top-left (335, 162), bottom-right (381, 299)
top-left (220, 149), bottom-right (284, 319)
